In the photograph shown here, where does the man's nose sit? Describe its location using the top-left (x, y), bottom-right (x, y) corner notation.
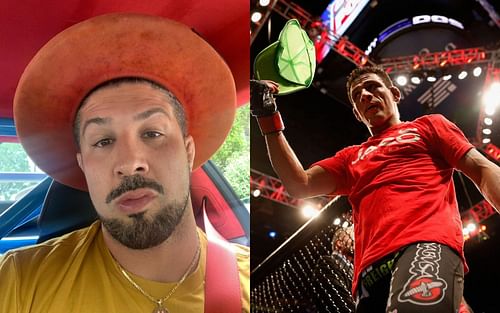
top-left (113, 139), bottom-right (149, 177)
top-left (360, 89), bottom-right (373, 103)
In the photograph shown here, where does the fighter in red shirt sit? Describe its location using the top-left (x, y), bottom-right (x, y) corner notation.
top-left (251, 66), bottom-right (500, 312)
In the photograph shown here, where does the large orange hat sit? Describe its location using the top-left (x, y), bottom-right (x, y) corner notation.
top-left (14, 13), bottom-right (236, 191)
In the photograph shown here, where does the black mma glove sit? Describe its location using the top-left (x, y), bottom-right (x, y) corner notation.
top-left (250, 79), bottom-right (278, 117)
top-left (250, 80), bottom-right (285, 135)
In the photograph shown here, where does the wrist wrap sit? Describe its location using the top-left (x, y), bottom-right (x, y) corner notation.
top-left (257, 111), bottom-right (285, 135)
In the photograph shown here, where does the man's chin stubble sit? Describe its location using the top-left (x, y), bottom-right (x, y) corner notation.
top-left (100, 193), bottom-right (190, 250)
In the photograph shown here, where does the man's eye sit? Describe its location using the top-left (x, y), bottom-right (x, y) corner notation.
top-left (368, 83), bottom-right (381, 91)
top-left (143, 131), bottom-right (162, 138)
top-left (92, 138), bottom-right (114, 147)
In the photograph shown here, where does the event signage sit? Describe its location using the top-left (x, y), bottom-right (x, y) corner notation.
top-left (316, 0), bottom-right (369, 61)
top-left (365, 15), bottom-right (464, 55)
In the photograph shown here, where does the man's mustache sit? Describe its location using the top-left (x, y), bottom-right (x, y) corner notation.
top-left (105, 174), bottom-right (164, 204)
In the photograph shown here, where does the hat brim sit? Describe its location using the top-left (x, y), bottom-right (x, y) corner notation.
top-left (253, 42), bottom-right (306, 96)
top-left (253, 18), bottom-right (316, 96)
top-left (14, 13), bottom-right (236, 191)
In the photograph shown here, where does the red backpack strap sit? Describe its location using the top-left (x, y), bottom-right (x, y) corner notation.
top-left (203, 200), bottom-right (242, 312)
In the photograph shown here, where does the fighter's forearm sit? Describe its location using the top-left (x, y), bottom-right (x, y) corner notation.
top-left (478, 163), bottom-right (500, 214)
top-left (264, 132), bottom-right (311, 198)
top-left (457, 148), bottom-right (500, 214)
top-left (251, 80), bottom-right (327, 198)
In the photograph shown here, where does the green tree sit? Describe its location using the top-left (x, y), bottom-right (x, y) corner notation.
top-left (211, 105), bottom-right (250, 199)
top-left (0, 143), bottom-right (35, 200)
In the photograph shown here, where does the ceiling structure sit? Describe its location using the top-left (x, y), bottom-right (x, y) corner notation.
top-left (250, 0), bottom-right (500, 311)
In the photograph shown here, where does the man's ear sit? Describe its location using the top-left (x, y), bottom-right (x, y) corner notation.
top-left (390, 86), bottom-right (401, 103)
top-left (184, 135), bottom-right (195, 172)
top-left (76, 153), bottom-right (84, 171)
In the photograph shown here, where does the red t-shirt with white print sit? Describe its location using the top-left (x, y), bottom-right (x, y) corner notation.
top-left (312, 114), bottom-right (474, 296)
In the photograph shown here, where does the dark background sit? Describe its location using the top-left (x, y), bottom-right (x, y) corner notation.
top-left (250, 0), bottom-right (500, 311)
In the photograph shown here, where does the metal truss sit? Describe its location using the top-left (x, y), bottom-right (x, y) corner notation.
top-left (251, 169), bottom-right (301, 207)
top-left (484, 143), bottom-right (500, 161)
top-left (462, 199), bottom-right (496, 224)
top-left (379, 47), bottom-right (499, 75)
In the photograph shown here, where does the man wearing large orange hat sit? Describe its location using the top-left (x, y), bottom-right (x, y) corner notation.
top-left (0, 13), bottom-right (248, 313)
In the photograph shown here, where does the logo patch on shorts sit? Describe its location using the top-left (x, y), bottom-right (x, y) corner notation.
top-left (397, 243), bottom-right (447, 305)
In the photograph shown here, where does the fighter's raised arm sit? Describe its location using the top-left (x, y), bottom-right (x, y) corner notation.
top-left (250, 20), bottom-right (334, 199)
top-left (250, 79), bottom-right (339, 199)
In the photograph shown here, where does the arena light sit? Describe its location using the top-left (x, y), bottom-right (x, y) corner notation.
top-left (410, 76), bottom-right (421, 85)
top-left (251, 11), bottom-right (263, 23)
top-left (458, 70), bottom-right (468, 80)
top-left (482, 81), bottom-right (500, 115)
top-left (342, 221), bottom-right (349, 228)
top-left (395, 75), bottom-right (408, 86)
top-left (485, 106), bottom-right (496, 116)
top-left (484, 117), bottom-right (493, 126)
top-left (268, 230), bottom-right (277, 238)
top-left (462, 228), bottom-right (470, 236)
top-left (426, 75), bottom-right (437, 82)
top-left (483, 128), bottom-right (492, 135)
top-left (259, 0), bottom-right (271, 6)
top-left (473, 66), bottom-right (482, 77)
top-left (333, 217), bottom-right (341, 225)
top-left (301, 204), bottom-right (320, 218)
top-left (443, 74), bottom-right (452, 81)
top-left (466, 222), bottom-right (477, 232)
top-left (482, 138), bottom-right (491, 144)
top-left (252, 189), bottom-right (261, 197)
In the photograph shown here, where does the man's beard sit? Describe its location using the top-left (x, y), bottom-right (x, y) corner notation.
top-left (99, 174), bottom-right (190, 249)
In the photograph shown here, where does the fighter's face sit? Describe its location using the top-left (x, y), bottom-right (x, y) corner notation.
top-left (76, 82), bottom-right (195, 249)
top-left (349, 73), bottom-right (401, 134)
top-left (334, 227), bottom-right (354, 258)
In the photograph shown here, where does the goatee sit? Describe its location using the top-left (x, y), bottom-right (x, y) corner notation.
top-left (100, 174), bottom-right (190, 249)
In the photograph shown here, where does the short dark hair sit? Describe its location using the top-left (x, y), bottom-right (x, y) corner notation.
top-left (346, 66), bottom-right (393, 104)
top-left (73, 77), bottom-right (187, 149)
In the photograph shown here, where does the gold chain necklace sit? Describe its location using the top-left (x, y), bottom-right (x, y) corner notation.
top-left (116, 243), bottom-right (201, 313)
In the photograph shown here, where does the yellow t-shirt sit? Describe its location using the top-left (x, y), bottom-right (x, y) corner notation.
top-left (0, 221), bottom-right (249, 313)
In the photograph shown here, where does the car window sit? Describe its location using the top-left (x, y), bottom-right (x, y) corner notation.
top-left (210, 105), bottom-right (249, 204)
top-left (0, 142), bottom-right (47, 202)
